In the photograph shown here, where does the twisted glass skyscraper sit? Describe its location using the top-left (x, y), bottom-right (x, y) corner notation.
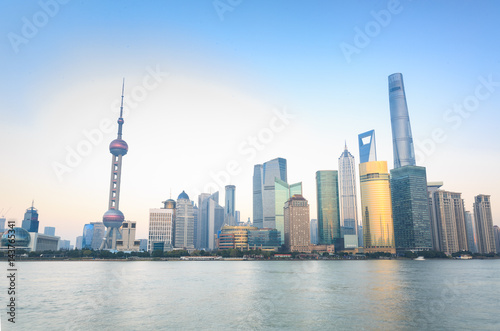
top-left (389, 73), bottom-right (416, 168)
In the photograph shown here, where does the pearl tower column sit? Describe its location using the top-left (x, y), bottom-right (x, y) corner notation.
top-left (101, 81), bottom-right (128, 250)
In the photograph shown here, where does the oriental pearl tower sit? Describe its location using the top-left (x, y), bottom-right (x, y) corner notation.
top-left (101, 81), bottom-right (129, 250)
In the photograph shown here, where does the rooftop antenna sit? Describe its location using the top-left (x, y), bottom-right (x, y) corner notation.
top-left (117, 78), bottom-right (125, 139)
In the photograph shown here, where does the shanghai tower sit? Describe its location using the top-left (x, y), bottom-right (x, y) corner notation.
top-left (388, 73), bottom-right (415, 168)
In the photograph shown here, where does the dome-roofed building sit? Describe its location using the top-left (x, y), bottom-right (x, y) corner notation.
top-left (177, 191), bottom-right (190, 201)
top-left (1, 227), bottom-right (31, 248)
top-left (162, 199), bottom-right (176, 209)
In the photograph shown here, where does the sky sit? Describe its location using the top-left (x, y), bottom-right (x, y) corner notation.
top-left (1, 0), bottom-right (499, 244)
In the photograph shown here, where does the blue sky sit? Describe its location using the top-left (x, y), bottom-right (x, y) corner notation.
top-left (1, 0), bottom-right (499, 243)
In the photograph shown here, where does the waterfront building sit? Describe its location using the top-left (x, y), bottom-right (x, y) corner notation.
top-left (198, 192), bottom-right (224, 250)
top-left (192, 203), bottom-right (199, 248)
top-left (450, 193), bottom-right (468, 251)
top-left (338, 144), bottom-right (359, 239)
top-left (44, 226), bottom-right (56, 236)
top-left (464, 211), bottom-right (478, 253)
top-left (253, 158), bottom-right (287, 229)
top-left (82, 222), bottom-right (106, 250)
top-left (494, 225), bottom-right (500, 255)
top-left (217, 225), bottom-right (258, 250)
top-left (388, 73), bottom-right (416, 168)
top-left (28, 232), bottom-right (60, 251)
top-left (316, 170), bottom-right (341, 245)
top-left (358, 130), bottom-right (395, 254)
top-left (59, 239), bottom-right (71, 250)
top-left (116, 220), bottom-right (140, 251)
top-left (248, 228), bottom-right (281, 250)
top-left (101, 82), bottom-right (129, 250)
top-left (310, 219), bottom-right (318, 244)
top-left (427, 182), bottom-right (443, 251)
top-left (225, 185), bottom-right (236, 226)
top-left (1, 227), bottom-right (31, 250)
top-left (275, 178), bottom-right (302, 244)
top-left (390, 166), bottom-right (432, 252)
top-left (474, 195), bottom-right (496, 254)
top-left (148, 199), bottom-right (175, 252)
top-left (22, 203), bottom-right (39, 233)
top-left (284, 195), bottom-right (310, 252)
top-left (139, 239), bottom-right (147, 252)
top-left (174, 191), bottom-right (195, 250)
top-left (75, 236), bottom-right (83, 250)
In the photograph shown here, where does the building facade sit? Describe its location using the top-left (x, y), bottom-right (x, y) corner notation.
top-left (148, 199), bottom-right (176, 252)
top-left (44, 226), bottom-right (56, 236)
top-left (474, 195), bottom-right (496, 254)
top-left (82, 222), bottom-right (106, 250)
top-left (248, 228), bottom-right (281, 250)
top-left (390, 166), bottom-right (432, 252)
top-left (359, 161), bottom-right (395, 254)
top-left (225, 185), bottom-right (236, 226)
top-left (116, 220), bottom-right (140, 251)
top-left (464, 211), bottom-right (477, 253)
top-left (429, 189), bottom-right (460, 255)
top-left (275, 178), bottom-right (302, 245)
top-left (22, 204), bottom-right (39, 233)
top-left (217, 226), bottom-right (258, 250)
top-left (284, 195), bottom-right (310, 252)
top-left (316, 170), bottom-right (341, 245)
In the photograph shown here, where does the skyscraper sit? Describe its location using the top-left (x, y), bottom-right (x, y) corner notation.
top-left (390, 166), bottom-right (432, 252)
top-left (310, 219), bottom-right (318, 244)
top-left (275, 178), bottom-right (302, 245)
top-left (116, 221), bottom-right (140, 251)
top-left (82, 222), bottom-right (106, 250)
top-left (474, 195), bottom-right (496, 254)
top-left (338, 144), bottom-right (359, 239)
top-left (75, 236), bottom-right (83, 250)
top-left (148, 199), bottom-right (176, 252)
top-left (388, 73), bottom-right (416, 168)
top-left (253, 158), bottom-right (287, 229)
top-left (174, 191), bottom-right (195, 250)
top-left (21, 203), bottom-right (39, 233)
top-left (284, 195), bottom-right (310, 252)
top-left (198, 192), bottom-right (224, 250)
top-left (493, 225), bottom-right (500, 255)
top-left (316, 171), bottom-right (341, 245)
top-left (450, 193), bottom-right (468, 251)
top-left (427, 182), bottom-right (443, 251)
top-left (358, 131), bottom-right (395, 254)
top-left (101, 82), bottom-right (129, 250)
top-left (225, 185), bottom-right (236, 226)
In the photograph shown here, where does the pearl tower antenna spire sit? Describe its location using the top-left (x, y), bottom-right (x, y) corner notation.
top-left (101, 79), bottom-right (129, 250)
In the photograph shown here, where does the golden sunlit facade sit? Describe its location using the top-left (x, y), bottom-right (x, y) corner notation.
top-left (218, 226), bottom-right (258, 250)
top-left (359, 161), bottom-right (395, 254)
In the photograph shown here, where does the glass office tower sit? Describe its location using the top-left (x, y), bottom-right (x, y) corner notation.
top-left (390, 166), bottom-right (432, 252)
top-left (316, 170), bottom-right (341, 245)
top-left (338, 144), bottom-right (359, 239)
top-left (275, 178), bottom-right (302, 245)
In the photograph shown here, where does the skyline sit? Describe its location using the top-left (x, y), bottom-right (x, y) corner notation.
top-left (1, 0), bottom-right (500, 243)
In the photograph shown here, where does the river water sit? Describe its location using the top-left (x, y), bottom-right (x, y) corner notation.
top-left (3, 260), bottom-right (500, 330)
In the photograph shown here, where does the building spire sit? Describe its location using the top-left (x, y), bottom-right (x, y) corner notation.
top-left (117, 78), bottom-right (125, 139)
top-left (344, 140), bottom-right (347, 151)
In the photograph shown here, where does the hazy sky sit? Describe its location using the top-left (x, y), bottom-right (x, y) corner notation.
top-left (1, 0), bottom-right (499, 244)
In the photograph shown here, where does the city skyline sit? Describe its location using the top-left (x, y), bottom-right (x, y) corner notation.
top-left (1, 1), bottom-right (500, 243)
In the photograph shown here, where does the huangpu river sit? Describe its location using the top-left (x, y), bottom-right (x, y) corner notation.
top-left (4, 260), bottom-right (500, 330)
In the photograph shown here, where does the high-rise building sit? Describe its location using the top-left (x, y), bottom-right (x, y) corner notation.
top-left (116, 220), bottom-right (140, 251)
top-left (427, 182), bottom-right (443, 251)
top-left (225, 185), bottom-right (236, 226)
top-left (174, 191), bottom-right (195, 250)
top-left (253, 158), bottom-right (287, 229)
top-left (148, 199), bottom-right (176, 252)
top-left (275, 178), bottom-right (302, 245)
top-left (101, 82), bottom-right (129, 250)
top-left (388, 73), bottom-right (416, 169)
top-left (310, 219), bottom-right (318, 244)
top-left (217, 226), bottom-right (258, 250)
top-left (235, 211), bottom-right (241, 225)
top-left (450, 193), bottom-right (468, 251)
top-left (284, 195), bottom-right (310, 252)
top-left (358, 131), bottom-right (395, 254)
top-left (22, 203), bottom-right (39, 233)
top-left (0, 217), bottom-right (5, 233)
top-left (390, 166), bottom-right (432, 252)
top-left (464, 211), bottom-right (478, 253)
top-left (198, 192), bottom-right (224, 250)
top-left (44, 226), bottom-right (56, 236)
top-left (473, 195), bottom-right (496, 254)
top-left (338, 144), bottom-right (359, 239)
top-left (82, 222), bottom-right (106, 250)
top-left (75, 236), bottom-right (83, 250)
top-left (493, 225), bottom-right (500, 255)
top-left (358, 130), bottom-right (377, 163)
top-left (59, 240), bottom-right (71, 250)
top-left (316, 171), bottom-right (341, 245)
top-left (429, 185), bottom-right (460, 255)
